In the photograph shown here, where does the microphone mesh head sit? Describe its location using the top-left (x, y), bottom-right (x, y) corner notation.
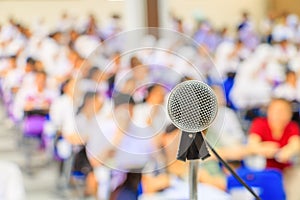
top-left (167, 80), bottom-right (218, 132)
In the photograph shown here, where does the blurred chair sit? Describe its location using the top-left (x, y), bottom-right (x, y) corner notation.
top-left (227, 167), bottom-right (286, 200)
top-left (21, 111), bottom-right (48, 173)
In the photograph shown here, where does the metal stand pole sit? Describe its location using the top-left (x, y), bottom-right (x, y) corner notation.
top-left (189, 160), bottom-right (198, 200)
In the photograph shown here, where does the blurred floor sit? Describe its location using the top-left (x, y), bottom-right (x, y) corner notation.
top-left (0, 104), bottom-right (88, 200)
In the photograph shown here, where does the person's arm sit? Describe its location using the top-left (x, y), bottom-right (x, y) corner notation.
top-left (63, 115), bottom-right (87, 145)
top-left (24, 96), bottom-right (36, 111)
top-left (247, 134), bottom-right (262, 150)
top-left (248, 134), bottom-right (279, 158)
top-left (215, 144), bottom-right (252, 161)
top-left (94, 106), bottom-right (131, 163)
top-left (198, 169), bottom-right (226, 191)
top-left (276, 135), bottom-right (300, 163)
top-left (91, 127), bottom-right (125, 167)
top-left (247, 118), bottom-right (280, 158)
top-left (64, 133), bottom-right (86, 145)
top-left (206, 134), bottom-right (262, 162)
top-left (141, 174), bottom-right (170, 193)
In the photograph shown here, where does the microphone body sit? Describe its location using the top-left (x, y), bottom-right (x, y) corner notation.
top-left (167, 80), bottom-right (218, 161)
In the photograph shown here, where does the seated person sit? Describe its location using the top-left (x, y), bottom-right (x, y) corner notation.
top-left (67, 91), bottom-right (115, 199)
top-left (49, 78), bottom-right (76, 178)
top-left (248, 98), bottom-right (300, 200)
top-left (14, 70), bottom-right (57, 119)
top-left (65, 91), bottom-right (109, 198)
top-left (23, 71), bottom-right (56, 114)
top-left (248, 98), bottom-right (300, 171)
top-left (272, 70), bottom-right (300, 123)
top-left (273, 70), bottom-right (298, 102)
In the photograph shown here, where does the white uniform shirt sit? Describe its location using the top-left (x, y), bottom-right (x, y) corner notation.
top-left (49, 95), bottom-right (76, 136)
top-left (273, 82), bottom-right (299, 102)
top-left (0, 161), bottom-right (26, 200)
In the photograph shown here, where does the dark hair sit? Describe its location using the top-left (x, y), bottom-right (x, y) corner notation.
top-left (180, 76), bottom-right (193, 82)
top-left (9, 55), bottom-right (17, 60)
top-left (130, 56), bottom-right (142, 68)
top-left (48, 31), bottom-right (61, 38)
top-left (143, 84), bottom-right (163, 102)
top-left (60, 78), bottom-right (72, 95)
top-left (87, 66), bottom-right (101, 79)
top-left (77, 92), bottom-right (97, 114)
top-left (285, 69), bottom-right (296, 76)
top-left (26, 57), bottom-right (36, 65)
top-left (112, 14), bottom-right (121, 19)
top-left (165, 123), bottom-right (178, 134)
top-left (113, 92), bottom-right (135, 107)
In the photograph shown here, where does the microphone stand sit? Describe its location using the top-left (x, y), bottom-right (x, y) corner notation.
top-left (189, 160), bottom-right (198, 200)
top-left (177, 131), bottom-right (210, 200)
top-left (176, 131), bottom-right (261, 200)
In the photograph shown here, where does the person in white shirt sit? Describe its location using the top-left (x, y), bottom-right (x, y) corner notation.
top-left (213, 40), bottom-right (250, 81)
top-left (0, 56), bottom-right (20, 101)
top-left (272, 15), bottom-right (295, 43)
top-left (75, 92), bottom-right (112, 156)
top-left (113, 106), bottom-right (157, 171)
top-left (13, 70), bottom-right (58, 120)
top-left (49, 78), bottom-right (77, 142)
top-left (273, 39), bottom-right (297, 67)
top-left (136, 84), bottom-right (168, 136)
top-left (3, 61), bottom-right (23, 94)
top-left (74, 33), bottom-right (100, 59)
top-left (20, 57), bottom-right (36, 88)
top-left (260, 11), bottom-right (276, 43)
top-left (113, 84), bottom-right (168, 171)
top-left (104, 14), bottom-right (122, 36)
top-left (72, 91), bottom-right (113, 199)
top-left (78, 66), bottom-right (109, 95)
top-left (236, 12), bottom-right (259, 51)
top-left (114, 56), bottom-right (150, 103)
top-left (0, 18), bottom-right (18, 43)
top-left (273, 70), bottom-right (299, 101)
top-left (230, 44), bottom-right (285, 109)
top-left (0, 160), bottom-right (26, 200)
top-left (56, 12), bottom-right (74, 33)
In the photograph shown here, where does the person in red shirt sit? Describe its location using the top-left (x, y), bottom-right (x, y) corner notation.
top-left (248, 98), bottom-right (300, 171)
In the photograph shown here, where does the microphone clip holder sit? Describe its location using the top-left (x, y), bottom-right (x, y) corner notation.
top-left (177, 131), bottom-right (210, 161)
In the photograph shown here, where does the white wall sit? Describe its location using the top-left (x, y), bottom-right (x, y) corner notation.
top-left (166, 0), bottom-right (268, 30)
top-left (0, 0), bottom-right (125, 29)
top-left (0, 0), bottom-right (268, 31)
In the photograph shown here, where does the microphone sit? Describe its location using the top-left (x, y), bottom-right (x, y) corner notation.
top-left (167, 80), bottom-right (261, 200)
top-left (167, 80), bottom-right (218, 161)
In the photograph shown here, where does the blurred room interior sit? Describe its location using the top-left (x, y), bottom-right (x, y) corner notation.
top-left (0, 0), bottom-right (300, 200)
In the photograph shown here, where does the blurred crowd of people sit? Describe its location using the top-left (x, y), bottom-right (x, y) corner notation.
top-left (0, 10), bottom-right (300, 200)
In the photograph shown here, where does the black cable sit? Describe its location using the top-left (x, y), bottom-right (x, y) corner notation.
top-left (205, 140), bottom-right (261, 200)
